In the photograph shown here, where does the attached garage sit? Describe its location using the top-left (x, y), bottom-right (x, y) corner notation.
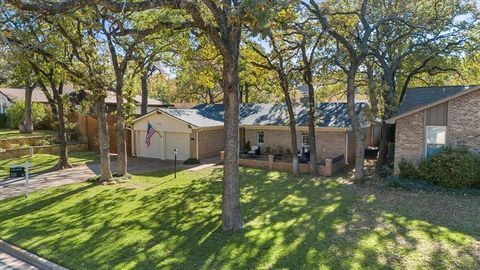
top-left (132, 108), bottom-right (224, 161)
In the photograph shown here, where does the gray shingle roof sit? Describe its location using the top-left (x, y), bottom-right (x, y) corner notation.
top-left (397, 85), bottom-right (479, 115)
top-left (161, 102), bottom-right (367, 128)
top-left (160, 108), bottom-right (225, 127)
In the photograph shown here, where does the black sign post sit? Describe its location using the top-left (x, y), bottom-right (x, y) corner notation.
top-left (5, 161), bottom-right (30, 198)
top-left (174, 148), bottom-right (177, 179)
top-left (9, 167), bottom-right (25, 178)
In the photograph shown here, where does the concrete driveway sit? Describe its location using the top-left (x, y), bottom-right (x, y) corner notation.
top-left (0, 251), bottom-right (38, 270)
top-left (0, 156), bottom-right (220, 201)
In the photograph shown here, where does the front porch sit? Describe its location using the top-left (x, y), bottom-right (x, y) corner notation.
top-left (222, 151), bottom-right (346, 176)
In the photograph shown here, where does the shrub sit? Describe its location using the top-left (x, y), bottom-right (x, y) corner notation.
top-left (33, 139), bottom-right (51, 146)
top-left (183, 158), bottom-right (200, 165)
top-left (418, 147), bottom-right (480, 188)
top-left (0, 113), bottom-right (7, 128)
top-left (398, 159), bottom-right (420, 180)
top-left (6, 101), bottom-right (48, 129)
top-left (37, 107), bottom-right (56, 130)
top-left (378, 165), bottom-right (394, 178)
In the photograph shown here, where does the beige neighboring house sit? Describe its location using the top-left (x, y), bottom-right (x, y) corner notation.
top-left (132, 102), bottom-right (380, 162)
top-left (386, 85), bottom-right (480, 173)
top-left (0, 86), bottom-right (169, 115)
top-left (0, 91), bottom-right (10, 114)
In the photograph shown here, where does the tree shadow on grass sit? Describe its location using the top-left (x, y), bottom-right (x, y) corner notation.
top-left (0, 167), bottom-right (478, 269)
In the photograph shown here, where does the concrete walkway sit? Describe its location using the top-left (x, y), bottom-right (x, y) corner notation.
top-left (0, 251), bottom-right (38, 270)
top-left (0, 156), bottom-right (220, 201)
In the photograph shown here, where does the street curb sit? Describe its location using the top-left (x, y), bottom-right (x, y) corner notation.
top-left (0, 239), bottom-right (69, 270)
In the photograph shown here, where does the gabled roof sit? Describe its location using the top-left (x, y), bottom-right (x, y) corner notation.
top-left (387, 85), bottom-right (480, 123)
top-left (134, 102), bottom-right (369, 129)
top-left (104, 91), bottom-right (169, 106)
top-left (195, 102), bottom-right (367, 128)
top-left (0, 87), bottom-right (75, 103)
top-left (0, 87), bottom-right (168, 107)
top-left (159, 108), bottom-right (225, 128)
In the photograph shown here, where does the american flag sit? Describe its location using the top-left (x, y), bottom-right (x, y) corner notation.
top-left (145, 122), bottom-right (156, 147)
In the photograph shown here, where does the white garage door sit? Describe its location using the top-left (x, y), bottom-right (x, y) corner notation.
top-left (165, 133), bottom-right (190, 160)
top-left (137, 130), bottom-right (163, 159)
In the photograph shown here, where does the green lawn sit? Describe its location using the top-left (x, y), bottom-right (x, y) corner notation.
top-left (0, 152), bottom-right (99, 178)
top-left (0, 129), bottom-right (57, 139)
top-left (0, 168), bottom-right (478, 269)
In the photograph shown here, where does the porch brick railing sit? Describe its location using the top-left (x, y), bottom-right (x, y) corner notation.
top-left (220, 151), bottom-right (345, 176)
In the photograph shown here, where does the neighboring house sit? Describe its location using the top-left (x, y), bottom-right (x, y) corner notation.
top-left (386, 85), bottom-right (480, 173)
top-left (132, 102), bottom-right (380, 161)
top-left (0, 91), bottom-right (9, 114)
top-left (0, 87), bottom-right (169, 115)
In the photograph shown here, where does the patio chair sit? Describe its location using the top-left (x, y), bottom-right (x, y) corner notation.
top-left (248, 145), bottom-right (261, 158)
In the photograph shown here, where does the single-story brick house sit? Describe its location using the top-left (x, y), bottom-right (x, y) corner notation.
top-left (386, 85), bottom-right (480, 173)
top-left (132, 102), bottom-right (380, 162)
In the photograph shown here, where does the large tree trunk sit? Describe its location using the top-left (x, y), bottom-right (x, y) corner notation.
top-left (376, 122), bottom-right (391, 169)
top-left (95, 97), bottom-right (113, 181)
top-left (115, 83), bottom-right (128, 177)
top-left (22, 83), bottom-right (34, 133)
top-left (376, 72), bottom-right (397, 170)
top-left (52, 85), bottom-right (71, 170)
top-left (140, 69), bottom-right (149, 116)
top-left (346, 69), bottom-right (365, 184)
top-left (307, 86), bottom-right (318, 177)
top-left (221, 55), bottom-right (243, 231)
top-left (366, 62), bottom-right (379, 118)
top-left (279, 76), bottom-right (300, 176)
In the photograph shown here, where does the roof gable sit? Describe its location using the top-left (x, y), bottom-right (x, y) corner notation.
top-left (387, 85), bottom-right (480, 123)
top-left (397, 85), bottom-right (478, 115)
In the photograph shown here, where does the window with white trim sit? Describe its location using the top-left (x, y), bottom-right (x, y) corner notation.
top-left (256, 131), bottom-right (265, 145)
top-left (302, 133), bottom-right (309, 146)
top-left (425, 126), bottom-right (446, 158)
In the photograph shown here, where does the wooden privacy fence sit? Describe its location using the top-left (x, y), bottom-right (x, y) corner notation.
top-left (73, 113), bottom-right (132, 156)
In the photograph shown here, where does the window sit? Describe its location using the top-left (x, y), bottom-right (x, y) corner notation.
top-left (426, 126), bottom-right (446, 158)
top-left (256, 131), bottom-right (264, 145)
top-left (302, 133), bottom-right (309, 146)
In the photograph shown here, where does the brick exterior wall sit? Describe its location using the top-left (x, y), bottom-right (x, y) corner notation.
top-left (394, 110), bottom-right (426, 173)
top-left (447, 90), bottom-right (480, 154)
top-left (394, 89), bottom-right (480, 174)
top-left (190, 128), bottom-right (225, 160)
top-left (244, 128), bottom-right (347, 161)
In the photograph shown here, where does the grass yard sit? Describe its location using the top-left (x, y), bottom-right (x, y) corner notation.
top-left (0, 168), bottom-right (478, 269)
top-left (0, 129), bottom-right (57, 139)
top-left (0, 152), bottom-right (99, 178)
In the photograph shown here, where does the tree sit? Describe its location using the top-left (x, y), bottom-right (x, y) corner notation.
top-left (2, 9), bottom-right (72, 167)
top-left (0, 35), bottom-right (37, 133)
top-left (43, 10), bottom-right (115, 181)
top-left (287, 8), bottom-right (326, 177)
top-left (303, 0), bottom-right (377, 183)
top-left (8, 0), bottom-right (282, 231)
top-left (248, 28), bottom-right (302, 176)
top-left (368, 0), bottom-right (476, 169)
